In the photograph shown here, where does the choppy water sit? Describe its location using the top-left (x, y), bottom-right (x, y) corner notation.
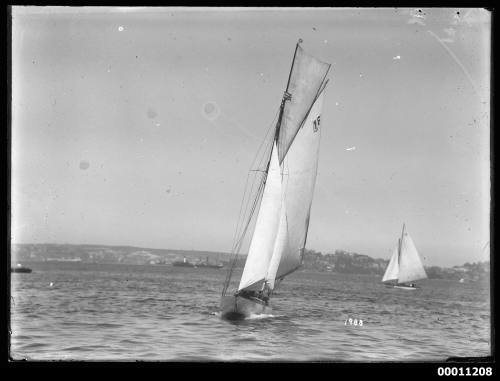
top-left (10, 262), bottom-right (490, 361)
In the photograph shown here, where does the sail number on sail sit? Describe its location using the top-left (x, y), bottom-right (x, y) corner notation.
top-left (312, 115), bottom-right (321, 132)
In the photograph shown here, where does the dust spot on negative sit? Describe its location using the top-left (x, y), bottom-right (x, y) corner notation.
top-left (79, 161), bottom-right (90, 170)
top-left (201, 101), bottom-right (220, 121)
top-left (147, 108), bottom-right (157, 119)
top-left (205, 103), bottom-right (215, 114)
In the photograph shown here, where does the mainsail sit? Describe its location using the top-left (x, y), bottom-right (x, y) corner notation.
top-left (382, 225), bottom-right (427, 284)
top-left (265, 90), bottom-right (325, 288)
top-left (235, 41), bottom-right (330, 294)
top-left (398, 232), bottom-right (427, 283)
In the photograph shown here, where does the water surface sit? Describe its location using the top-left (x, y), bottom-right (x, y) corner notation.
top-left (10, 262), bottom-right (490, 361)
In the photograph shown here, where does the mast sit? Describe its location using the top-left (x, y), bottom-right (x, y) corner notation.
top-left (286, 39), bottom-right (303, 93)
top-left (274, 38), bottom-right (303, 143)
top-left (396, 223), bottom-right (405, 283)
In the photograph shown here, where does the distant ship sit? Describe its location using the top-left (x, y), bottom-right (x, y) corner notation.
top-left (382, 223), bottom-right (428, 290)
top-left (196, 256), bottom-right (224, 269)
top-left (11, 263), bottom-right (32, 273)
top-left (172, 257), bottom-right (196, 267)
top-left (45, 257), bottom-right (82, 262)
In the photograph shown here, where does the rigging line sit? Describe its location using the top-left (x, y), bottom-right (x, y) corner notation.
top-left (225, 114), bottom-right (279, 294)
top-left (232, 160), bottom-right (267, 251)
top-left (232, 161), bottom-right (263, 251)
top-left (230, 170), bottom-right (252, 251)
top-left (222, 178), bottom-right (267, 295)
top-left (427, 30), bottom-right (482, 101)
top-left (223, 112), bottom-right (279, 295)
top-left (229, 108), bottom-right (279, 251)
top-left (233, 108), bottom-right (279, 240)
top-left (223, 127), bottom-right (276, 294)
top-left (233, 180), bottom-right (266, 255)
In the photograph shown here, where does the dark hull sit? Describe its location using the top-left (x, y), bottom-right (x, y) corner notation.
top-left (220, 295), bottom-right (272, 320)
top-left (197, 264), bottom-right (224, 269)
top-left (11, 267), bottom-right (32, 273)
top-left (172, 262), bottom-right (195, 267)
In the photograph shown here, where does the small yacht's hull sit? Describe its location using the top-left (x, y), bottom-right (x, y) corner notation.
top-left (220, 295), bottom-right (272, 320)
top-left (384, 282), bottom-right (418, 290)
top-left (393, 285), bottom-right (418, 290)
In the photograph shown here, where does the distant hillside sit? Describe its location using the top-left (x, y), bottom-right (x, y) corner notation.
top-left (10, 243), bottom-right (489, 281)
top-left (10, 243), bottom-right (233, 266)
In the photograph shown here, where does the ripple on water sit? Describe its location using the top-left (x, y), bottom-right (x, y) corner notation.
top-left (10, 263), bottom-right (490, 361)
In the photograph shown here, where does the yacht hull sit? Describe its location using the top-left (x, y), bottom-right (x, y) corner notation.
top-left (220, 295), bottom-right (272, 320)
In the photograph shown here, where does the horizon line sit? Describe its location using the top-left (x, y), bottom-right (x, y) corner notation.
top-left (10, 241), bottom-right (489, 268)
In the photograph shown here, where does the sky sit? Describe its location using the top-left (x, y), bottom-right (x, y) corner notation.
top-left (10, 7), bottom-right (491, 267)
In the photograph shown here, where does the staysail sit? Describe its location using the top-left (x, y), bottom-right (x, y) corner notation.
top-left (238, 143), bottom-right (282, 291)
top-left (237, 42), bottom-right (330, 293)
top-left (382, 242), bottom-right (400, 282)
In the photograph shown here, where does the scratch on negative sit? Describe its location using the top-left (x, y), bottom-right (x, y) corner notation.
top-left (427, 30), bottom-right (481, 100)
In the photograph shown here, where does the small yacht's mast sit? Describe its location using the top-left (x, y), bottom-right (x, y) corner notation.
top-left (399, 223), bottom-right (406, 251)
top-left (396, 223), bottom-right (406, 283)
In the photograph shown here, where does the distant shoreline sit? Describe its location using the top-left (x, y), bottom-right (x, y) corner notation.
top-left (10, 243), bottom-right (489, 282)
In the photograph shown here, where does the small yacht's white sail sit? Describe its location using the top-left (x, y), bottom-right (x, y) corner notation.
top-left (265, 90), bottom-right (325, 288)
top-left (382, 224), bottom-right (427, 285)
top-left (238, 143), bottom-right (282, 291)
top-left (382, 243), bottom-right (400, 282)
top-left (397, 232), bottom-right (427, 283)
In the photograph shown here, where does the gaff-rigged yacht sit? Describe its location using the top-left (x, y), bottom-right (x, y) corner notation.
top-left (382, 224), bottom-right (428, 290)
top-left (220, 40), bottom-right (331, 319)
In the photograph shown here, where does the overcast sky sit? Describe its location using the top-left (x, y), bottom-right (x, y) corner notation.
top-left (11, 7), bottom-right (490, 267)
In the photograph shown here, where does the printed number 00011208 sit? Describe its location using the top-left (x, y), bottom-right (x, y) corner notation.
top-left (437, 367), bottom-right (492, 376)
